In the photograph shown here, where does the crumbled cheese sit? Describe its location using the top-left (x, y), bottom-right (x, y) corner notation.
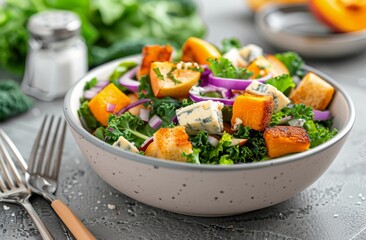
top-left (3, 205), bottom-right (10, 211)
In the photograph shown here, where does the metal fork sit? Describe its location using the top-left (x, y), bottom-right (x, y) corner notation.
top-left (19, 115), bottom-right (95, 240)
top-left (0, 131), bottom-right (54, 240)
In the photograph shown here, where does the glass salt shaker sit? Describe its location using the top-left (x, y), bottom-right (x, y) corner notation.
top-left (22, 10), bottom-right (87, 101)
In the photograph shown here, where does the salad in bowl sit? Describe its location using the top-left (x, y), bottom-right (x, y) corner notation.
top-left (78, 37), bottom-right (337, 165)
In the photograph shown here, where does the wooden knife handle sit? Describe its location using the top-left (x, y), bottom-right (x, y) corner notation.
top-left (51, 199), bottom-right (96, 240)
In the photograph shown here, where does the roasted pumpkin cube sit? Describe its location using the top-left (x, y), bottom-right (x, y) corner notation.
top-left (264, 126), bottom-right (310, 158)
top-left (181, 37), bottom-right (221, 65)
top-left (290, 72), bottom-right (335, 110)
top-left (137, 45), bottom-right (173, 79)
top-left (88, 83), bottom-right (131, 126)
top-left (145, 126), bottom-right (193, 162)
top-left (246, 56), bottom-right (272, 79)
top-left (149, 61), bottom-right (200, 98)
top-left (231, 93), bottom-right (273, 131)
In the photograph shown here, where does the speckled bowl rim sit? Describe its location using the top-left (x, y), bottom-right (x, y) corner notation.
top-left (64, 57), bottom-right (355, 172)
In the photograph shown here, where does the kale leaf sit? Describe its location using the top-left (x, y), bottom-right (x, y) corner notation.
top-left (275, 51), bottom-right (304, 78)
top-left (208, 58), bottom-right (253, 79)
top-left (220, 38), bottom-right (242, 54)
top-left (138, 74), bottom-right (183, 127)
top-left (270, 103), bottom-right (314, 126)
top-left (104, 113), bottom-right (155, 148)
top-left (0, 80), bottom-right (32, 121)
top-left (304, 120), bottom-right (338, 148)
top-left (77, 101), bottom-right (101, 132)
top-left (266, 74), bottom-right (295, 96)
top-left (187, 128), bottom-right (267, 165)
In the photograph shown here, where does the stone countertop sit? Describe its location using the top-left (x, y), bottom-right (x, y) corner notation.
top-left (1, 0), bottom-right (366, 239)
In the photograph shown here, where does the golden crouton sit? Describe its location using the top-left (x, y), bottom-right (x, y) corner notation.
top-left (137, 45), bottom-right (173, 79)
top-left (290, 72), bottom-right (335, 110)
top-left (264, 126), bottom-right (310, 158)
top-left (145, 126), bottom-right (193, 162)
top-left (231, 93), bottom-right (273, 131)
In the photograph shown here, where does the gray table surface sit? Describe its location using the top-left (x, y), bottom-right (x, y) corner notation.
top-left (1, 0), bottom-right (366, 239)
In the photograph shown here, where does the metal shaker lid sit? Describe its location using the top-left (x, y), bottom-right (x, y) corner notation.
top-left (27, 10), bottom-right (81, 42)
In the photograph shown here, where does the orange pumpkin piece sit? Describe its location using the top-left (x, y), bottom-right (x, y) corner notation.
top-left (231, 93), bottom-right (273, 131)
top-left (181, 37), bottom-right (221, 65)
top-left (290, 72), bottom-right (335, 111)
top-left (137, 45), bottom-right (173, 79)
top-left (88, 83), bottom-right (131, 126)
top-left (265, 55), bottom-right (290, 76)
top-left (145, 126), bottom-right (193, 162)
top-left (149, 61), bottom-right (201, 98)
top-left (247, 0), bottom-right (306, 12)
top-left (264, 126), bottom-right (310, 158)
top-left (309, 0), bottom-right (366, 32)
top-left (247, 55), bottom-right (290, 79)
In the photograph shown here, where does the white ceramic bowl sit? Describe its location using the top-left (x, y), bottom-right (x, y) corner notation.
top-left (64, 55), bottom-right (355, 216)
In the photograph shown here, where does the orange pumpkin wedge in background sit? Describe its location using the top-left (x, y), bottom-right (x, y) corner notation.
top-left (181, 37), bottom-right (221, 65)
top-left (149, 62), bottom-right (201, 98)
top-left (246, 0), bottom-right (306, 12)
top-left (309, 0), bottom-right (366, 32)
top-left (88, 83), bottom-right (131, 126)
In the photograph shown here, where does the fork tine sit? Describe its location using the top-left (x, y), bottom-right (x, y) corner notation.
top-left (0, 138), bottom-right (23, 184)
top-left (38, 115), bottom-right (54, 176)
top-left (0, 138), bottom-right (18, 189)
top-left (0, 170), bottom-right (7, 192)
top-left (0, 129), bottom-right (28, 173)
top-left (51, 119), bottom-right (67, 180)
top-left (28, 115), bottom-right (50, 175)
top-left (44, 116), bottom-right (61, 178)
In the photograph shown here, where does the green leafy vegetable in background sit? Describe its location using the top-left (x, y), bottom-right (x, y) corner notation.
top-left (275, 51), bottom-right (304, 78)
top-left (0, 0), bottom-right (206, 75)
top-left (0, 80), bottom-right (33, 121)
top-left (208, 58), bottom-right (253, 79)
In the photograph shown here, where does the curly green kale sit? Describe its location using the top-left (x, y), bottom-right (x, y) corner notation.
top-left (0, 80), bottom-right (32, 121)
top-left (186, 127), bottom-right (267, 165)
top-left (275, 51), bottom-right (304, 78)
top-left (208, 58), bottom-right (253, 79)
top-left (104, 113), bottom-right (155, 148)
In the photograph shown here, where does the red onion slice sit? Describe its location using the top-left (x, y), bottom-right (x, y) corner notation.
top-left (313, 110), bottom-right (332, 121)
top-left (95, 80), bottom-right (109, 89)
top-left (207, 136), bottom-right (219, 147)
top-left (139, 108), bottom-right (150, 122)
top-left (140, 136), bottom-right (154, 152)
top-left (208, 72), bottom-right (272, 90)
top-left (119, 66), bottom-right (140, 92)
top-left (83, 86), bottom-right (102, 100)
top-left (116, 98), bottom-right (150, 115)
top-left (189, 86), bottom-right (236, 106)
top-left (106, 103), bottom-right (116, 112)
top-left (148, 115), bottom-right (163, 129)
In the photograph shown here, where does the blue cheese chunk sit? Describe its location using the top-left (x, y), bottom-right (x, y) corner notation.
top-left (176, 100), bottom-right (224, 135)
top-left (246, 80), bottom-right (290, 112)
top-left (113, 136), bottom-right (139, 153)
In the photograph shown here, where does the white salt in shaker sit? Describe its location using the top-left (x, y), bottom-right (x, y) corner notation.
top-left (22, 10), bottom-right (87, 101)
